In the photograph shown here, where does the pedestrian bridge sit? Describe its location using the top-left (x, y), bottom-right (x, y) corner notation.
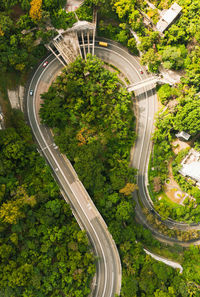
top-left (127, 76), bottom-right (174, 92)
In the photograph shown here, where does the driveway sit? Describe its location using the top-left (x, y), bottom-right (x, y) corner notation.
top-left (66, 0), bottom-right (84, 12)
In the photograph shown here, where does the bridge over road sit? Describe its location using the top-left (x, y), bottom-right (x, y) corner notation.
top-left (127, 75), bottom-right (175, 92)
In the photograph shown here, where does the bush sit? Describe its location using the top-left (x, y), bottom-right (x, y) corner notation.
top-left (157, 84), bottom-right (173, 104)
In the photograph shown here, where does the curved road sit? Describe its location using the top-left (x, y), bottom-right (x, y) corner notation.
top-left (27, 55), bottom-right (121, 297)
top-left (27, 39), bottom-right (200, 297)
top-left (96, 38), bottom-right (200, 236)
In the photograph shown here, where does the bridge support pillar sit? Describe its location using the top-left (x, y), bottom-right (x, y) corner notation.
top-left (46, 43), bottom-right (66, 67)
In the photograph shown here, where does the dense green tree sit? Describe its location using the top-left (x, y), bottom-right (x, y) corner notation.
top-left (174, 98), bottom-right (200, 135)
top-left (127, 37), bottom-right (138, 55)
top-left (160, 45), bottom-right (187, 70)
top-left (141, 48), bottom-right (161, 72)
top-left (40, 54), bottom-right (200, 297)
top-left (157, 84), bottom-right (175, 104)
top-left (138, 32), bottom-right (159, 53)
top-left (113, 0), bottom-right (136, 19)
top-left (0, 111), bottom-right (95, 296)
top-left (181, 63), bottom-right (200, 91)
top-left (0, 13), bottom-right (13, 36)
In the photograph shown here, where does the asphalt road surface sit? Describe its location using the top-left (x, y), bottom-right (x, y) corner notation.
top-left (27, 38), bottom-right (200, 297)
top-left (94, 38), bottom-right (200, 244)
top-left (27, 55), bottom-right (121, 297)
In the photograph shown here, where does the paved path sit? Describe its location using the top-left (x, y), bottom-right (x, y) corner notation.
top-left (66, 0), bottom-right (84, 12)
top-left (144, 248), bottom-right (183, 273)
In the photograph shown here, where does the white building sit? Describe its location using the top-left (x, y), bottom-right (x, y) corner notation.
top-left (175, 131), bottom-right (190, 141)
top-left (179, 149), bottom-right (200, 184)
top-left (156, 3), bottom-right (182, 33)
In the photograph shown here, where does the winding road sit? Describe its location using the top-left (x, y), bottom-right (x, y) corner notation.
top-left (96, 38), bottom-right (200, 239)
top-left (27, 55), bottom-right (121, 297)
top-left (27, 38), bottom-right (200, 297)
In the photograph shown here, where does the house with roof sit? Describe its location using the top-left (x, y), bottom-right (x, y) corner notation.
top-left (175, 131), bottom-right (190, 141)
top-left (179, 149), bottom-right (200, 187)
top-left (156, 3), bottom-right (182, 33)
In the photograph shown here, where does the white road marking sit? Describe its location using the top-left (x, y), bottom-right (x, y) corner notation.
top-left (27, 57), bottom-right (109, 297)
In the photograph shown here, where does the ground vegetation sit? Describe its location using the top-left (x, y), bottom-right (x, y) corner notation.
top-left (1, 0), bottom-right (200, 295)
top-left (148, 84), bottom-right (200, 224)
top-left (0, 0), bottom-right (75, 76)
top-left (0, 109), bottom-right (95, 297)
top-left (40, 55), bottom-right (200, 297)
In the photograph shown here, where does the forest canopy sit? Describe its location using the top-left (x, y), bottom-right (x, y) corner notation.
top-left (0, 0), bottom-right (75, 74)
top-left (39, 54), bottom-right (200, 297)
top-left (0, 110), bottom-right (95, 297)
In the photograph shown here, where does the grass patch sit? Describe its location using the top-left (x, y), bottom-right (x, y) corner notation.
top-left (0, 90), bottom-right (12, 128)
top-left (0, 71), bottom-right (25, 127)
top-left (145, 243), bottom-right (185, 264)
top-left (147, 185), bottom-right (156, 203)
top-left (0, 71), bottom-right (28, 90)
top-left (155, 192), bottom-right (181, 208)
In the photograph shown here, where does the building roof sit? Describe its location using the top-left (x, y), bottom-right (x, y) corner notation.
top-left (156, 3), bottom-right (182, 33)
top-left (179, 162), bottom-right (200, 183)
top-left (67, 21), bottom-right (95, 33)
top-left (54, 21), bottom-right (95, 40)
top-left (175, 131), bottom-right (190, 141)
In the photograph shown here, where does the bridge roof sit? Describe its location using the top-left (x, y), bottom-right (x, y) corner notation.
top-left (67, 21), bottom-right (95, 33)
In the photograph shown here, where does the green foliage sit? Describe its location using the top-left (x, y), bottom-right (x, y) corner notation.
top-left (51, 10), bottom-right (76, 29)
top-left (194, 139), bottom-right (200, 152)
top-left (151, 110), bottom-right (174, 184)
top-left (0, 111), bottom-right (95, 296)
top-left (0, 0), bottom-right (74, 75)
top-left (39, 53), bottom-right (200, 296)
top-left (98, 20), bottom-right (120, 40)
top-left (182, 63), bottom-right (200, 91)
top-left (42, 0), bottom-right (66, 10)
top-left (138, 32), bottom-right (159, 52)
top-left (183, 245), bottom-right (200, 283)
top-left (174, 97), bottom-right (200, 135)
top-left (116, 28), bottom-right (129, 45)
top-left (76, 0), bottom-right (93, 22)
top-left (113, 0), bottom-right (136, 19)
top-left (127, 37), bottom-right (139, 55)
top-left (157, 84), bottom-right (173, 104)
top-left (0, 13), bottom-right (14, 35)
top-left (160, 45), bottom-right (187, 70)
top-left (141, 48), bottom-right (161, 73)
top-left (157, 84), bottom-right (178, 105)
top-left (40, 55), bottom-right (136, 208)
